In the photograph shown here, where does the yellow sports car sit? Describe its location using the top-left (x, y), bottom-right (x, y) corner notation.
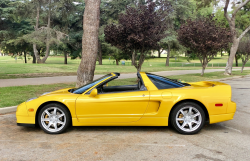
top-left (16, 72), bottom-right (236, 134)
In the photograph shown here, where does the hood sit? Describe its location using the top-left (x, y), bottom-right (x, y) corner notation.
top-left (42, 88), bottom-right (73, 96)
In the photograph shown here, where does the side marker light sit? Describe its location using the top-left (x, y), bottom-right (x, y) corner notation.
top-left (28, 108), bottom-right (34, 112)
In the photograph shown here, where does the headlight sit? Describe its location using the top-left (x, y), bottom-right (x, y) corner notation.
top-left (26, 97), bottom-right (37, 102)
top-left (41, 92), bottom-right (50, 96)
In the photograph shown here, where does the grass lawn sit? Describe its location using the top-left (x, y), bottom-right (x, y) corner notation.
top-left (1, 70), bottom-right (250, 108)
top-left (2, 55), bottom-right (249, 79)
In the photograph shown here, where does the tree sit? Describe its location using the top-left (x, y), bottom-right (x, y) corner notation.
top-left (158, 0), bottom-right (195, 66)
top-left (237, 38), bottom-right (250, 73)
top-left (105, 1), bottom-right (171, 72)
top-left (197, 0), bottom-right (250, 75)
top-left (178, 16), bottom-right (231, 76)
top-left (223, 0), bottom-right (250, 75)
top-left (0, 0), bottom-right (34, 62)
top-left (96, 0), bottom-right (136, 65)
top-left (76, 0), bottom-right (101, 87)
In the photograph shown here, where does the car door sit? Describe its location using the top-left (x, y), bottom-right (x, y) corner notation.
top-left (75, 90), bottom-right (149, 123)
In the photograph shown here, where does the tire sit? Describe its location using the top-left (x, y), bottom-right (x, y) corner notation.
top-left (170, 102), bottom-right (205, 135)
top-left (38, 103), bottom-right (71, 134)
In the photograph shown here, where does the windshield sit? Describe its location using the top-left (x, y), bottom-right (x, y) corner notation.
top-left (72, 74), bottom-right (112, 94)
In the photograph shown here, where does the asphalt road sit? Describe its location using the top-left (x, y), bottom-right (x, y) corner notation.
top-left (0, 76), bottom-right (250, 161)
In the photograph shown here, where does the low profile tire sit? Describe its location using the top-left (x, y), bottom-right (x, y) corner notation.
top-left (170, 102), bottom-right (205, 135)
top-left (38, 103), bottom-right (71, 134)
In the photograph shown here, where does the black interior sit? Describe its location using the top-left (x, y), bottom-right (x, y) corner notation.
top-left (95, 74), bottom-right (146, 94)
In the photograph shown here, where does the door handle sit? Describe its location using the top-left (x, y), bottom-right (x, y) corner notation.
top-left (142, 94), bottom-right (145, 97)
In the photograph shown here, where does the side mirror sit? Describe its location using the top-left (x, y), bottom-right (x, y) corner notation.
top-left (89, 88), bottom-right (98, 97)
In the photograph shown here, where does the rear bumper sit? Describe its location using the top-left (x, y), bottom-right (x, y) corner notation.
top-left (210, 113), bottom-right (235, 124)
top-left (210, 101), bottom-right (236, 124)
top-left (227, 101), bottom-right (237, 113)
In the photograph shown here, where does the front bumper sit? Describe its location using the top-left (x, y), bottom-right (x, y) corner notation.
top-left (16, 102), bottom-right (35, 125)
top-left (17, 123), bottom-right (35, 127)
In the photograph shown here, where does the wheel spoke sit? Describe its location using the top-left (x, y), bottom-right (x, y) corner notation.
top-left (176, 118), bottom-right (184, 121)
top-left (188, 122), bottom-right (192, 130)
top-left (53, 107), bottom-right (57, 115)
top-left (58, 114), bottom-right (65, 118)
top-left (47, 122), bottom-right (52, 129)
top-left (181, 122), bottom-right (187, 128)
top-left (189, 107), bottom-right (193, 114)
top-left (54, 123), bottom-right (57, 130)
top-left (57, 120), bottom-right (64, 125)
top-left (41, 118), bottom-right (50, 122)
top-left (193, 113), bottom-right (200, 117)
top-left (192, 120), bottom-right (199, 124)
top-left (180, 109), bottom-right (185, 115)
top-left (45, 110), bottom-right (51, 117)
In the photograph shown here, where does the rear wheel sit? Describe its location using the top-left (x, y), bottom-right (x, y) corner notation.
top-left (38, 103), bottom-right (70, 134)
top-left (170, 102), bottom-right (205, 135)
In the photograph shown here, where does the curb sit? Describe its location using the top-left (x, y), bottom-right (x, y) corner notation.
top-left (0, 106), bottom-right (17, 115)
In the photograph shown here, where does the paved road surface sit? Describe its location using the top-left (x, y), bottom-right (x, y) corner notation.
top-left (0, 68), bottom-right (245, 87)
top-left (0, 76), bottom-right (249, 160)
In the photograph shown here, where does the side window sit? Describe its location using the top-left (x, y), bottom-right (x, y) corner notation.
top-left (149, 77), bottom-right (176, 89)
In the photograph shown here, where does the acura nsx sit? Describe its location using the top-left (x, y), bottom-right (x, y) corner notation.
top-left (16, 72), bottom-right (236, 134)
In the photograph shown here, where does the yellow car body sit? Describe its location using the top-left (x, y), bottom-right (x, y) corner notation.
top-left (16, 72), bottom-right (236, 134)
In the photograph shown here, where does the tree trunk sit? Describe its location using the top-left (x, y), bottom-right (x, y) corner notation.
top-left (32, 53), bottom-right (36, 63)
top-left (64, 51), bottom-right (67, 64)
top-left (24, 51), bottom-right (27, 63)
top-left (201, 65), bottom-right (205, 76)
top-left (41, 0), bottom-right (51, 63)
top-left (221, 49), bottom-right (223, 57)
top-left (115, 59), bottom-right (119, 65)
top-left (241, 56), bottom-right (250, 73)
top-left (33, 3), bottom-right (42, 63)
top-left (241, 63), bottom-right (245, 73)
top-left (135, 53), bottom-right (145, 73)
top-left (199, 56), bottom-right (208, 76)
top-left (76, 0), bottom-right (101, 87)
top-left (225, 37), bottom-right (239, 75)
top-left (131, 51), bottom-right (135, 66)
top-left (166, 44), bottom-right (170, 66)
top-left (97, 40), bottom-right (102, 65)
top-left (158, 49), bottom-right (161, 58)
top-left (235, 54), bottom-right (238, 67)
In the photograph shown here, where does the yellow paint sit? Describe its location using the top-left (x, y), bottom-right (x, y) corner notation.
top-left (209, 113), bottom-right (235, 124)
top-left (16, 72), bottom-right (236, 127)
top-left (16, 116), bottom-right (35, 124)
top-left (145, 101), bottom-right (160, 114)
top-left (76, 90), bottom-right (149, 122)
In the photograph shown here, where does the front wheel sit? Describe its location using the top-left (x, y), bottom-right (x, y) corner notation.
top-left (170, 102), bottom-right (205, 135)
top-left (38, 103), bottom-right (71, 134)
